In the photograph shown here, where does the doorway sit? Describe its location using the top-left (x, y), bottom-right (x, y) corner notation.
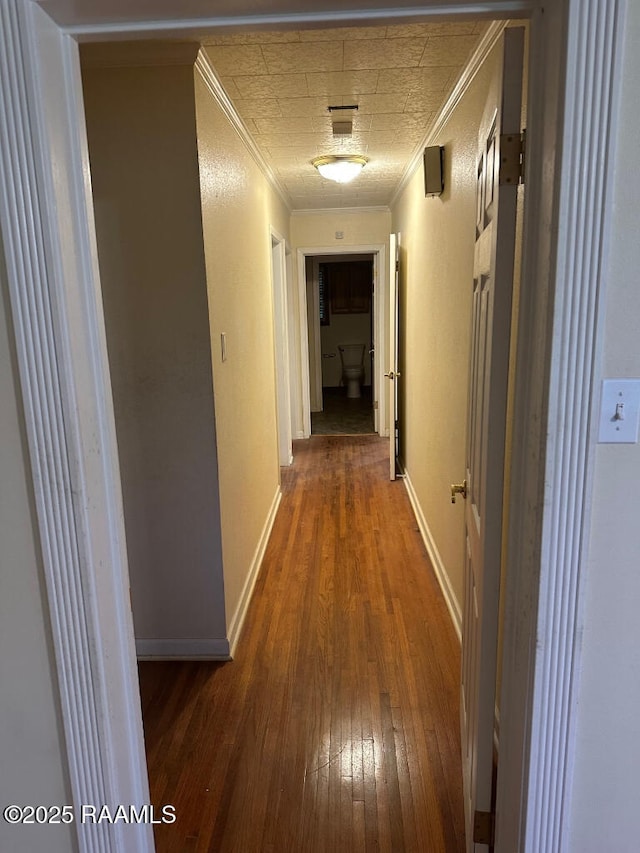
top-left (307, 254), bottom-right (376, 435)
top-left (0, 3), bottom-right (616, 853)
top-left (297, 244), bottom-right (388, 441)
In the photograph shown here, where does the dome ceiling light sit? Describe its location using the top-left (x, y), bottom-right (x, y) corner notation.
top-left (312, 155), bottom-right (368, 184)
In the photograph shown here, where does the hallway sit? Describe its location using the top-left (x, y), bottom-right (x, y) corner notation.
top-left (138, 436), bottom-right (465, 852)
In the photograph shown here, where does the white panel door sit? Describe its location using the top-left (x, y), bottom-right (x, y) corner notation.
top-left (387, 232), bottom-right (400, 480)
top-left (460, 27), bottom-right (524, 852)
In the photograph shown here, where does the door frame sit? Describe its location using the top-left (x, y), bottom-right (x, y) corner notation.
top-left (0, 1), bottom-right (625, 852)
top-left (296, 244), bottom-right (387, 439)
top-left (270, 227), bottom-right (293, 465)
top-left (285, 244), bottom-right (301, 441)
top-left (306, 256), bottom-right (324, 416)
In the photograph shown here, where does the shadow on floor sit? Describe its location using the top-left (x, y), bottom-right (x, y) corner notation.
top-left (311, 386), bottom-right (375, 435)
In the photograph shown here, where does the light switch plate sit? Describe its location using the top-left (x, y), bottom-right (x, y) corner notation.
top-left (598, 379), bottom-right (640, 443)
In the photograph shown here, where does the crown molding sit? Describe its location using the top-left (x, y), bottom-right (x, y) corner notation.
top-left (79, 40), bottom-right (200, 67)
top-left (390, 19), bottom-right (508, 207)
top-left (195, 49), bottom-right (291, 211)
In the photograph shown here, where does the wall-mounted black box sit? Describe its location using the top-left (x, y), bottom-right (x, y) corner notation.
top-left (424, 145), bottom-right (444, 196)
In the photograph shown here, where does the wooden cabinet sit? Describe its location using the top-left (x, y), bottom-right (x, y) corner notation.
top-left (328, 261), bottom-right (372, 314)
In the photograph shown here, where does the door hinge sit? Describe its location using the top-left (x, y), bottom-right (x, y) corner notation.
top-left (499, 129), bottom-right (526, 186)
top-left (395, 260), bottom-right (399, 272)
top-left (473, 810), bottom-right (495, 846)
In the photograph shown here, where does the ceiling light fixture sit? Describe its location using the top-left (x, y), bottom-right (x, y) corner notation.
top-left (312, 155), bottom-right (368, 184)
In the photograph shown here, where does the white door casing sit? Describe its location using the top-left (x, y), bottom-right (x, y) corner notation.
top-left (371, 249), bottom-right (380, 434)
top-left (460, 27), bottom-right (524, 852)
top-left (286, 247), bottom-right (301, 439)
top-left (296, 243), bottom-right (387, 439)
top-left (0, 2), bottom-right (626, 852)
top-left (307, 258), bottom-right (323, 413)
top-left (0, 3), bottom-right (153, 851)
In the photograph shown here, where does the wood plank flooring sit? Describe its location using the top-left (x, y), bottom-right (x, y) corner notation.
top-left (138, 436), bottom-right (465, 852)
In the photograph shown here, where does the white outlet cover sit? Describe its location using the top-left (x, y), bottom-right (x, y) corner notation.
top-left (598, 379), bottom-right (640, 443)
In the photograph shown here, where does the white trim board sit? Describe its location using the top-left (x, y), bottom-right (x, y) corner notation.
top-left (136, 638), bottom-right (231, 660)
top-left (0, 3), bottom-right (153, 851)
top-left (494, 3), bottom-right (626, 851)
top-left (49, 4), bottom-right (534, 37)
top-left (403, 472), bottom-right (462, 642)
top-left (510, 3), bottom-right (626, 851)
top-left (227, 487), bottom-right (282, 657)
top-left (270, 226), bottom-right (294, 466)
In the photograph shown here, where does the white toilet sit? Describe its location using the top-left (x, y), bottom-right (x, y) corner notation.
top-left (338, 344), bottom-right (366, 398)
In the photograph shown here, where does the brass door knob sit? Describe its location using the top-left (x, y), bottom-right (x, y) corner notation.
top-left (450, 480), bottom-right (467, 503)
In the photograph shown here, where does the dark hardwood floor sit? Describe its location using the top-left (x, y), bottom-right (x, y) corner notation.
top-left (138, 436), bottom-right (465, 852)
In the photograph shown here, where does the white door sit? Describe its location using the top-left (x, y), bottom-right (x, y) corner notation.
top-left (306, 258), bottom-right (323, 414)
top-left (271, 233), bottom-right (292, 465)
top-left (459, 28), bottom-right (524, 852)
top-left (387, 232), bottom-right (400, 480)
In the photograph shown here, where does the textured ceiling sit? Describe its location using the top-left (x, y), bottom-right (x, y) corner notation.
top-left (201, 21), bottom-right (488, 210)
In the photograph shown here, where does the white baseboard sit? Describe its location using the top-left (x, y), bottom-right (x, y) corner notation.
top-left (227, 487), bottom-right (282, 657)
top-left (294, 430), bottom-right (305, 439)
top-left (403, 471), bottom-right (462, 642)
top-left (136, 638), bottom-right (231, 660)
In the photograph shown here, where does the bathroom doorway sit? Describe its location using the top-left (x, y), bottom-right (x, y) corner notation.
top-left (306, 254), bottom-right (375, 435)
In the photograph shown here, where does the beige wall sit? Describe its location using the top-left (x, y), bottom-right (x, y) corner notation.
top-left (568, 4), bottom-right (640, 848)
top-left (391, 45), bottom-right (502, 611)
top-left (291, 209), bottom-right (391, 250)
top-left (0, 235), bottom-right (74, 852)
top-left (195, 70), bottom-right (288, 631)
top-left (82, 55), bottom-right (227, 653)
